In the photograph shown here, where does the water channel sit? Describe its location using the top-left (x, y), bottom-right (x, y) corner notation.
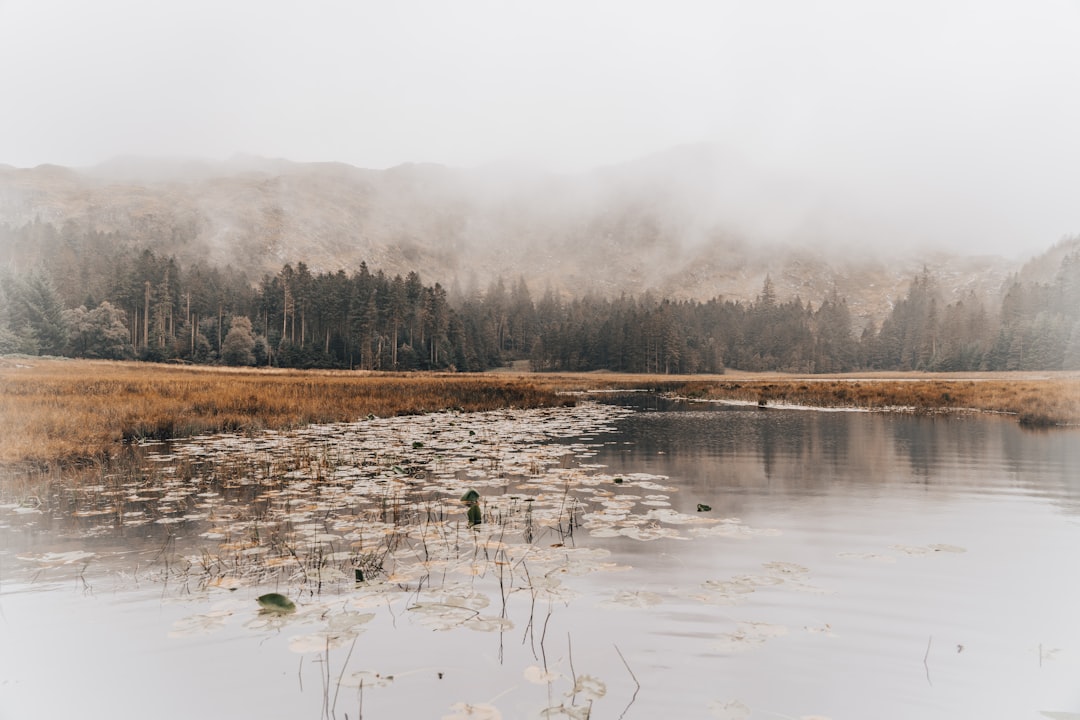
top-left (1, 395), bottom-right (1078, 719)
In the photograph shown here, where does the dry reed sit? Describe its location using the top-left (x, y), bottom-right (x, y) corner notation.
top-left (672, 373), bottom-right (1080, 426)
top-left (2, 359), bottom-right (1077, 469)
top-left (0, 359), bottom-right (570, 466)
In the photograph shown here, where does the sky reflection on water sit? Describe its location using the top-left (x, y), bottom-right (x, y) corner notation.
top-left (2, 399), bottom-right (1079, 720)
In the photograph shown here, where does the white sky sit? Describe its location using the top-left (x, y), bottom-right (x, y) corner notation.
top-left (2, 0), bottom-right (1080, 256)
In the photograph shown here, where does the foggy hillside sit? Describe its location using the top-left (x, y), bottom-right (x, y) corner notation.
top-left (0, 145), bottom-right (1033, 325)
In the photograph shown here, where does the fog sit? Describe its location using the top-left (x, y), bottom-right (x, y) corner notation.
top-left (2, 0), bottom-right (1079, 258)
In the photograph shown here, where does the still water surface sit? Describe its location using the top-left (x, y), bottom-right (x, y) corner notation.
top-left (2, 397), bottom-right (1078, 719)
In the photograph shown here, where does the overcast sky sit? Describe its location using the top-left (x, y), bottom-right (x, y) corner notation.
top-left (2, 0), bottom-right (1079, 257)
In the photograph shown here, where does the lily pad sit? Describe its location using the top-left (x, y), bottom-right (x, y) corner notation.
top-left (443, 702), bottom-right (502, 720)
top-left (524, 665), bottom-right (561, 684)
top-left (567, 674), bottom-right (606, 700)
top-left (709, 700), bottom-right (751, 720)
top-left (256, 593), bottom-right (296, 614)
top-left (340, 670), bottom-right (395, 688)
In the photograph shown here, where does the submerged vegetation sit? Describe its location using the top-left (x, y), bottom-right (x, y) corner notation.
top-left (1, 358), bottom-right (1077, 469)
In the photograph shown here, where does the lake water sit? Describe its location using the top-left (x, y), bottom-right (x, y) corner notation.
top-left (2, 396), bottom-right (1079, 720)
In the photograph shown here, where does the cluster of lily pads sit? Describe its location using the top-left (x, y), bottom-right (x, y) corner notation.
top-left (0, 400), bottom-right (972, 720)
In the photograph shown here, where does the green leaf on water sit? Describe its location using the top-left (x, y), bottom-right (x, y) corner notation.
top-left (697, 503), bottom-right (712, 512)
top-left (257, 593), bottom-right (296, 614)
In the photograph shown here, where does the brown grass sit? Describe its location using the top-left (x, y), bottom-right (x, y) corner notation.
top-left (0, 359), bottom-right (572, 467)
top-left (517, 370), bottom-right (1080, 428)
top-left (2, 359), bottom-right (1078, 469)
top-left (667, 372), bottom-right (1080, 427)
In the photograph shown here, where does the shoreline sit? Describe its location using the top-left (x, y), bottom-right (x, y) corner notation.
top-left (2, 358), bottom-right (1078, 470)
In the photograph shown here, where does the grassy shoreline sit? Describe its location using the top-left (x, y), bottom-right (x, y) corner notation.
top-left (2, 358), bottom-right (1078, 469)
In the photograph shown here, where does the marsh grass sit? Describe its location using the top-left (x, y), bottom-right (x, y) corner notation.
top-left (671, 373), bottom-right (1080, 426)
top-left (4, 403), bottom-right (632, 609)
top-left (2, 359), bottom-right (1077, 469)
top-left (0, 359), bottom-right (573, 466)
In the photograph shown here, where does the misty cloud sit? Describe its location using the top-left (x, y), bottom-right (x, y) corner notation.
top-left (1, 0), bottom-right (1079, 257)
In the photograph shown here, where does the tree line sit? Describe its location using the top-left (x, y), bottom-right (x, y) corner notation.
top-left (2, 221), bottom-right (1079, 372)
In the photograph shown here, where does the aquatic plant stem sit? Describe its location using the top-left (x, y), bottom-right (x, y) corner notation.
top-left (924, 635), bottom-right (933, 685)
top-left (567, 633), bottom-right (578, 705)
top-left (614, 643), bottom-right (640, 720)
top-left (331, 634), bottom-right (359, 717)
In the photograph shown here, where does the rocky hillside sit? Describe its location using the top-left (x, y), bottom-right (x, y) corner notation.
top-left (0, 146), bottom-right (1033, 326)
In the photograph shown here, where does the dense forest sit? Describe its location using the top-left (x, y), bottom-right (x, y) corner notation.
top-left (2, 220), bottom-right (1079, 372)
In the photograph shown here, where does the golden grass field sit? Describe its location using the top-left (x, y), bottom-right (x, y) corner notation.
top-left (1, 358), bottom-right (1078, 468)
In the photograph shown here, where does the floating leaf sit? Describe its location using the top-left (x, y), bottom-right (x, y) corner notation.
top-left (339, 670), bottom-right (394, 688)
top-left (601, 590), bottom-right (664, 608)
top-left (443, 702), bottom-right (502, 720)
top-left (714, 622), bottom-right (788, 652)
top-left (567, 674), bottom-right (606, 700)
top-left (524, 665), bottom-right (561, 684)
top-left (804, 623), bottom-right (834, 636)
top-left (465, 615), bottom-right (514, 632)
top-left (168, 608), bottom-right (235, 638)
top-left (762, 561), bottom-right (809, 577)
top-left (929, 544), bottom-right (966, 553)
top-left (326, 612), bottom-right (376, 633)
top-left (541, 704), bottom-right (591, 719)
top-left (408, 603), bottom-right (479, 631)
top-left (288, 632), bottom-right (353, 653)
top-left (256, 593), bottom-right (296, 614)
top-left (891, 544), bottom-right (932, 556)
top-left (709, 700), bottom-right (751, 719)
top-left (697, 503), bottom-right (712, 512)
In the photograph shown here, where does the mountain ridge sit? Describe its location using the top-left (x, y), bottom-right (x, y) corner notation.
top-left (0, 146), bottom-right (1047, 326)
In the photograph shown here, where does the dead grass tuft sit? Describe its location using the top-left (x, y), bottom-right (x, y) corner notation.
top-left (0, 360), bottom-right (571, 467)
top-left (2, 361), bottom-right (1077, 469)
